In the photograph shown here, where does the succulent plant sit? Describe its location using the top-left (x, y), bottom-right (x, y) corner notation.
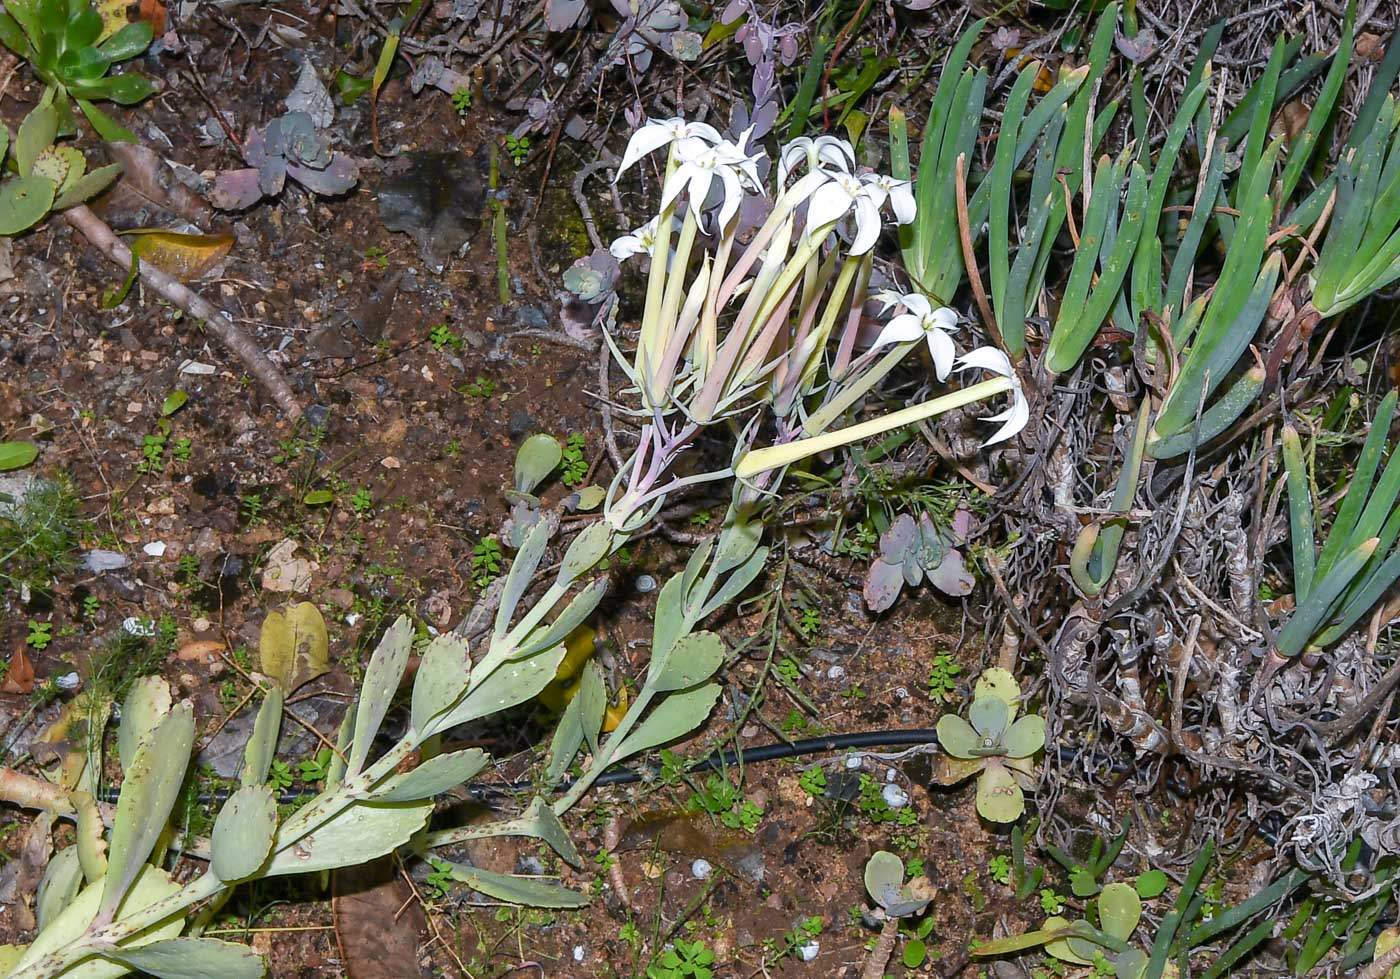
top-left (1, 102), bottom-right (122, 236)
top-left (562, 248), bottom-right (620, 303)
top-left (863, 511), bottom-right (973, 612)
top-left (210, 111), bottom-right (359, 211)
top-left (933, 668), bottom-right (1044, 822)
top-left (1044, 882), bottom-right (1147, 978)
top-left (863, 851), bottom-right (935, 919)
top-left (0, 0), bottom-right (155, 142)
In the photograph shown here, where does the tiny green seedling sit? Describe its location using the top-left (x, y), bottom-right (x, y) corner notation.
top-left (934, 668), bottom-right (1044, 822)
top-left (26, 620), bottom-right (52, 649)
top-left (349, 488), bottom-right (373, 515)
top-left (505, 134), bottom-right (530, 166)
top-left (429, 323), bottom-right (461, 351)
top-left (561, 432), bottom-right (588, 487)
top-left (297, 748), bottom-right (333, 783)
top-left (451, 87), bottom-right (472, 116)
top-left (927, 651), bottom-right (962, 703)
top-left (989, 854), bottom-right (1012, 885)
top-left (646, 938), bottom-right (715, 979)
top-left (471, 537), bottom-right (504, 589)
top-left (798, 766), bottom-right (826, 797)
top-left (462, 376), bottom-right (496, 399)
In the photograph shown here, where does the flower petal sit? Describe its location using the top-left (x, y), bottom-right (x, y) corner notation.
top-left (849, 195), bottom-right (882, 255)
top-left (616, 121), bottom-right (675, 177)
top-left (807, 179), bottom-right (854, 233)
top-left (927, 328), bottom-right (956, 381)
top-left (871, 314), bottom-right (925, 348)
top-left (929, 305), bottom-right (959, 332)
top-left (686, 121), bottom-right (724, 144)
top-left (778, 139), bottom-right (809, 185)
top-left (981, 391), bottom-right (1030, 446)
top-left (888, 182), bottom-right (916, 224)
top-left (659, 161), bottom-right (696, 212)
top-left (686, 168), bottom-right (716, 222)
top-left (816, 135), bottom-right (855, 172)
top-left (714, 166), bottom-right (742, 231)
top-left (902, 293), bottom-right (932, 318)
top-left (609, 234), bottom-right (642, 260)
top-left (956, 345), bottom-right (1014, 378)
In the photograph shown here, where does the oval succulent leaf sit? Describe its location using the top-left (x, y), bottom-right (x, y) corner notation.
top-left (863, 850), bottom-right (905, 909)
top-left (211, 785), bottom-right (277, 882)
top-left (1001, 714), bottom-right (1045, 759)
top-left (1098, 882), bottom-right (1143, 942)
top-left (973, 667), bottom-right (1021, 710)
top-left (968, 694), bottom-right (1010, 743)
top-left (936, 713), bottom-right (981, 760)
top-left (975, 759), bottom-right (1025, 823)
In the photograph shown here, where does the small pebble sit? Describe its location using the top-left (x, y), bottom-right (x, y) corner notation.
top-left (825, 665), bottom-right (846, 681)
top-left (797, 942), bottom-right (819, 962)
top-left (881, 785), bottom-right (910, 809)
top-left (346, 613), bottom-right (362, 627)
top-left (573, 946), bottom-right (585, 962)
top-left (845, 754), bottom-right (863, 769)
top-left (886, 768), bottom-right (897, 782)
top-left (143, 541), bottom-right (167, 557)
top-left (691, 858), bottom-right (713, 880)
top-left (55, 672), bottom-right (81, 691)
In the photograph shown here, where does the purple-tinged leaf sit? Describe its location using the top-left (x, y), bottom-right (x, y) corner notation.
top-left (287, 154), bottom-right (359, 196)
top-left (546, 0), bottom-right (587, 30)
top-left (258, 156), bottom-right (288, 197)
top-left (927, 548), bottom-right (974, 597)
top-left (878, 513), bottom-right (918, 561)
top-left (864, 559), bottom-right (905, 613)
top-left (210, 168), bottom-right (264, 210)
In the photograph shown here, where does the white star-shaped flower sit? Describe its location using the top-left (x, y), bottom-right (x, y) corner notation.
top-left (615, 117), bottom-right (724, 178)
top-left (777, 135), bottom-right (855, 186)
top-left (870, 293), bottom-right (960, 380)
top-left (956, 346), bottom-right (1030, 446)
top-left (659, 127), bottom-right (764, 231)
top-left (609, 216), bottom-right (661, 261)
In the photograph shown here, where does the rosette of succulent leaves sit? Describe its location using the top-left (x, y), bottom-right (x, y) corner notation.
top-left (934, 668), bottom-right (1045, 822)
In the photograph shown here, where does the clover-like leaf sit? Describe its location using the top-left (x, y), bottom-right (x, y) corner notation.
top-left (974, 667), bottom-right (1021, 711)
top-left (1002, 714), bottom-right (1045, 759)
top-left (968, 694), bottom-right (1010, 743)
top-left (864, 850), bottom-right (905, 910)
top-left (1098, 882), bottom-right (1142, 942)
top-left (936, 713), bottom-right (981, 760)
top-left (975, 759), bottom-right (1025, 822)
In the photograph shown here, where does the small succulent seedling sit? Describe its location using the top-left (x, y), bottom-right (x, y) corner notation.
top-left (864, 850), bottom-right (935, 921)
top-left (933, 668), bottom-right (1044, 822)
top-left (863, 512), bottom-right (973, 612)
top-left (0, 0), bottom-right (155, 141)
top-left (211, 111), bottom-right (359, 210)
top-left (1043, 883), bottom-right (1146, 978)
top-left (0, 102), bottom-right (122, 235)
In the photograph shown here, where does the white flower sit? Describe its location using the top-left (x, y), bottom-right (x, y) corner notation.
top-left (660, 127), bottom-right (764, 231)
top-left (609, 216), bottom-right (661, 261)
top-left (870, 293), bottom-right (960, 380)
top-left (860, 172), bottom-right (915, 225)
top-left (777, 135), bottom-right (854, 186)
top-left (956, 346), bottom-right (1030, 446)
top-left (807, 170), bottom-right (883, 253)
top-left (615, 117), bottom-right (724, 178)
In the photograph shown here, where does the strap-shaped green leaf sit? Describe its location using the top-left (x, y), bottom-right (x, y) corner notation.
top-left (436, 641), bottom-right (568, 731)
top-left (266, 800), bottom-right (433, 876)
top-left (515, 577), bottom-right (608, 660)
top-left (1282, 425), bottom-right (1317, 602)
top-left (435, 860), bottom-right (588, 907)
top-left (609, 682), bottom-right (721, 765)
top-left (1277, 0), bottom-right (1354, 204)
top-left (373, 747), bottom-right (488, 802)
top-left (1146, 366), bottom-right (1265, 459)
top-left (1165, 136), bottom-right (1227, 317)
top-left (241, 686), bottom-right (283, 788)
top-left (987, 64), bottom-right (1038, 338)
top-left (1314, 392), bottom-right (1397, 583)
top-left (1275, 538), bottom-right (1379, 657)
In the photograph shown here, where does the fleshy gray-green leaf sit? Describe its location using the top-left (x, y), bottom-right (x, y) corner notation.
top-left (347, 616), bottom-right (413, 777)
top-left (439, 861), bottom-right (589, 907)
top-left (100, 701), bottom-right (195, 922)
top-left (864, 850), bottom-right (904, 909)
top-left (266, 800), bottom-right (433, 876)
top-left (101, 937), bottom-right (266, 979)
top-left (35, 845), bottom-right (83, 932)
top-left (242, 686), bottom-right (283, 788)
top-left (610, 683), bottom-right (721, 764)
top-left (212, 785), bottom-right (277, 882)
top-left (411, 633), bottom-right (471, 735)
top-left (374, 748), bottom-right (488, 802)
top-left (647, 631), bottom-right (725, 692)
top-left (117, 674), bottom-right (172, 775)
top-left (514, 433), bottom-right (562, 493)
top-left (435, 642), bottom-right (569, 731)
top-left (558, 521), bottom-right (613, 583)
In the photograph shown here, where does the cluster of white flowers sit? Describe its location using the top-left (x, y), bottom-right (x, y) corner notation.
top-left (609, 116), bottom-right (1029, 449)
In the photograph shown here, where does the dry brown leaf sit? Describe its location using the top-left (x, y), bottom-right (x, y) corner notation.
top-left (176, 639), bottom-right (225, 663)
top-left (125, 230), bottom-right (235, 282)
top-left (332, 858), bottom-right (425, 979)
top-left (3, 646), bottom-right (36, 694)
top-left (1358, 32), bottom-right (1386, 61)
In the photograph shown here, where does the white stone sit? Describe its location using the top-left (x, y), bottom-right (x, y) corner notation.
top-left (691, 858), bottom-right (713, 880)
